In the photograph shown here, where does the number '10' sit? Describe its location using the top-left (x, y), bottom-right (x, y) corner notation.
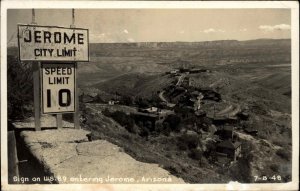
top-left (47, 89), bottom-right (71, 107)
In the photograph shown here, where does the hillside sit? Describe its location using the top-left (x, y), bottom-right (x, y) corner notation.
top-left (7, 38), bottom-right (292, 183)
top-left (92, 73), bottom-right (173, 98)
top-left (79, 39), bottom-right (292, 183)
top-left (76, 39), bottom-right (290, 87)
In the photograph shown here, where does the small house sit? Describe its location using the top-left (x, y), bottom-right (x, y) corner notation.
top-left (216, 140), bottom-right (241, 161)
top-left (215, 126), bottom-right (234, 140)
top-left (223, 126), bottom-right (234, 140)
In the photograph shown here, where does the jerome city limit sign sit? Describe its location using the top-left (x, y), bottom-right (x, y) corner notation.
top-left (18, 24), bottom-right (89, 61)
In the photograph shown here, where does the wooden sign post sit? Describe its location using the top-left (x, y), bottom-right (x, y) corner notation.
top-left (74, 63), bottom-right (80, 129)
top-left (32, 63), bottom-right (41, 131)
top-left (18, 23), bottom-right (89, 130)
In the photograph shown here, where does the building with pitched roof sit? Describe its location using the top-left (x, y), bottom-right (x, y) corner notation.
top-left (216, 140), bottom-right (242, 161)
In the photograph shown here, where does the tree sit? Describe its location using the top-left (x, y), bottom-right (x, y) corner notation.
top-left (121, 95), bottom-right (134, 105)
top-left (7, 55), bottom-right (33, 120)
top-left (135, 97), bottom-right (150, 108)
top-left (164, 114), bottom-right (181, 132)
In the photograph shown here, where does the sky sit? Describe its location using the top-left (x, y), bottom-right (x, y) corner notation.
top-left (7, 9), bottom-right (291, 44)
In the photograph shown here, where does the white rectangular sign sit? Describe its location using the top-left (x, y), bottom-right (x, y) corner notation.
top-left (18, 24), bottom-right (89, 61)
top-left (41, 63), bottom-right (75, 114)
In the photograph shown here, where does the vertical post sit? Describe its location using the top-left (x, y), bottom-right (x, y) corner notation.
top-left (70, 9), bottom-right (80, 129)
top-left (70, 9), bottom-right (75, 28)
top-left (57, 114), bottom-right (62, 129)
top-left (8, 131), bottom-right (19, 183)
top-left (74, 62), bottom-right (80, 129)
top-left (32, 9), bottom-right (35, 24)
top-left (31, 9), bottom-right (40, 131)
top-left (33, 63), bottom-right (41, 131)
top-left (31, 9), bottom-right (37, 25)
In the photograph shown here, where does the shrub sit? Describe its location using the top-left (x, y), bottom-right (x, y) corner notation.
top-left (177, 133), bottom-right (199, 150)
top-left (93, 94), bottom-right (104, 103)
top-left (102, 108), bottom-right (111, 117)
top-left (135, 97), bottom-right (150, 108)
top-left (276, 149), bottom-right (291, 161)
top-left (162, 122), bottom-right (171, 136)
top-left (120, 95), bottom-right (134, 105)
top-left (165, 165), bottom-right (180, 175)
top-left (104, 110), bottom-right (136, 133)
top-left (177, 141), bottom-right (188, 150)
top-left (199, 157), bottom-right (210, 167)
top-left (7, 55), bottom-right (33, 120)
top-left (272, 140), bottom-right (286, 147)
top-left (164, 114), bottom-right (181, 132)
top-left (269, 164), bottom-right (279, 172)
top-left (189, 148), bottom-right (202, 160)
top-left (229, 157), bottom-right (252, 182)
top-left (139, 126), bottom-right (150, 137)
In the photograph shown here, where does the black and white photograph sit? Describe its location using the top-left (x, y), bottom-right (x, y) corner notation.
top-left (1, 1), bottom-right (299, 191)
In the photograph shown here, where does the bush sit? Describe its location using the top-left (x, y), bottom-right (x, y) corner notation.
top-left (164, 114), bottom-right (181, 132)
top-left (120, 95), bottom-right (134, 105)
top-left (229, 157), bottom-right (252, 182)
top-left (135, 97), bottom-right (150, 108)
top-left (7, 55), bottom-right (33, 120)
top-left (177, 141), bottom-right (188, 150)
top-left (189, 148), bottom-right (202, 160)
top-left (269, 164), bottom-right (279, 172)
top-left (165, 165), bottom-right (180, 175)
top-left (276, 149), bottom-right (291, 161)
top-left (177, 133), bottom-right (199, 150)
top-left (104, 110), bottom-right (136, 133)
top-left (102, 108), bottom-right (111, 117)
top-left (93, 94), bottom-right (104, 103)
top-left (162, 122), bottom-right (171, 136)
top-left (272, 140), bottom-right (287, 147)
top-left (199, 157), bottom-right (210, 167)
top-left (139, 125), bottom-right (150, 137)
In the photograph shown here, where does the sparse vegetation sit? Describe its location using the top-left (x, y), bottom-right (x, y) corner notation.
top-left (102, 110), bottom-right (136, 133)
top-left (276, 149), bottom-right (291, 161)
top-left (7, 55), bottom-right (33, 120)
top-left (163, 114), bottom-right (181, 132)
top-left (228, 141), bottom-right (254, 182)
top-left (177, 134), bottom-right (199, 150)
top-left (189, 148), bottom-right (202, 160)
top-left (269, 164), bottom-right (279, 172)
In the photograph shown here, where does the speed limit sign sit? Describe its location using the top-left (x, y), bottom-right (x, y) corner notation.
top-left (41, 63), bottom-right (76, 114)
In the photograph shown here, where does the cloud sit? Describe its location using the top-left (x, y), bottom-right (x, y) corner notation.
top-left (123, 29), bottom-right (129, 34)
top-left (90, 32), bottom-right (115, 43)
top-left (203, 28), bottom-right (216, 33)
top-left (240, 28), bottom-right (247, 32)
top-left (127, 38), bottom-right (135, 42)
top-left (259, 24), bottom-right (291, 32)
top-left (202, 28), bottom-right (225, 33)
top-left (179, 30), bottom-right (185, 34)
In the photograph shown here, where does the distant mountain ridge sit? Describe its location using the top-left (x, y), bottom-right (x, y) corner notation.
top-left (89, 39), bottom-right (291, 50)
top-left (8, 39), bottom-right (291, 56)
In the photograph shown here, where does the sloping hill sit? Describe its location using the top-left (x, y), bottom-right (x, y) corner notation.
top-left (78, 58), bottom-right (170, 87)
top-left (92, 73), bottom-right (173, 98)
